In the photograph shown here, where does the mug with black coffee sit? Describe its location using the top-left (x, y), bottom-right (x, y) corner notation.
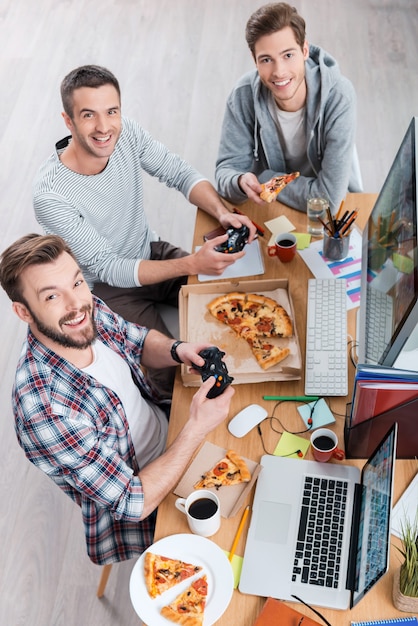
top-left (267, 232), bottom-right (297, 262)
top-left (175, 489), bottom-right (221, 536)
top-left (310, 428), bottom-right (345, 463)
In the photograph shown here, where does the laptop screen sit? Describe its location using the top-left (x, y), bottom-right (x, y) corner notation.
top-left (351, 423), bottom-right (397, 607)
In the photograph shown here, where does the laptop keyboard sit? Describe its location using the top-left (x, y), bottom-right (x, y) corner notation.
top-left (292, 475), bottom-right (348, 588)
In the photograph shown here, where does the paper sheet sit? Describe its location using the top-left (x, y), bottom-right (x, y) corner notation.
top-left (298, 226), bottom-right (363, 310)
top-left (197, 238), bottom-right (264, 281)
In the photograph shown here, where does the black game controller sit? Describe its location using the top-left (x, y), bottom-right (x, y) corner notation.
top-left (214, 225), bottom-right (249, 254)
top-left (192, 347), bottom-right (234, 398)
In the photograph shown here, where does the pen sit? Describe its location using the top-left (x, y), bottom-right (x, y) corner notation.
top-left (338, 211), bottom-right (358, 237)
top-left (228, 505), bottom-right (250, 562)
top-left (232, 207), bottom-right (265, 236)
top-left (335, 199), bottom-right (345, 222)
top-left (263, 395), bottom-right (320, 401)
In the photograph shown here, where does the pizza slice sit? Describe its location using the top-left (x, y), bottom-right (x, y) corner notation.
top-left (194, 450), bottom-right (251, 490)
top-left (144, 552), bottom-right (202, 598)
top-left (243, 334), bottom-right (291, 370)
top-left (207, 292), bottom-right (293, 339)
top-left (160, 575), bottom-right (208, 626)
top-left (260, 171), bottom-right (300, 203)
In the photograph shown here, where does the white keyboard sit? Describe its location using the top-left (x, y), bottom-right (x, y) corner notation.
top-left (305, 278), bottom-right (348, 396)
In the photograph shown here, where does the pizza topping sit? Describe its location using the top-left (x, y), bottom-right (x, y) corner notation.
top-left (160, 575), bottom-right (207, 625)
top-left (144, 552), bottom-right (202, 598)
top-left (194, 450), bottom-right (251, 490)
top-left (207, 292), bottom-right (292, 370)
top-left (260, 171), bottom-right (300, 202)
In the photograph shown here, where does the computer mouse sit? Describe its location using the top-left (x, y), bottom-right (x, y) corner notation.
top-left (228, 404), bottom-right (268, 438)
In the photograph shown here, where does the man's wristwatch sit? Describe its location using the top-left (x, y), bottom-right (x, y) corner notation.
top-left (170, 340), bottom-right (185, 364)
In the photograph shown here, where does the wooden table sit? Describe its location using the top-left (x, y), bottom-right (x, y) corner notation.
top-left (154, 194), bottom-right (417, 625)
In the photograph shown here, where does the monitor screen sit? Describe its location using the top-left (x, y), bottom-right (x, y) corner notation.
top-left (351, 423), bottom-right (397, 607)
top-left (357, 117), bottom-right (418, 367)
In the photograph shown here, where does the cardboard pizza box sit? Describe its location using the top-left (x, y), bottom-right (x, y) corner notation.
top-left (179, 278), bottom-right (302, 385)
top-left (173, 441), bottom-right (261, 519)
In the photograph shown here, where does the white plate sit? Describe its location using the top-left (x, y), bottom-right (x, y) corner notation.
top-left (129, 533), bottom-right (234, 625)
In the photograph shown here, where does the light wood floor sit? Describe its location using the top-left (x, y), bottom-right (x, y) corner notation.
top-left (0, 1), bottom-right (417, 624)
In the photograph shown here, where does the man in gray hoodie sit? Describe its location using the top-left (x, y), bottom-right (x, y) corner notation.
top-left (215, 2), bottom-right (363, 214)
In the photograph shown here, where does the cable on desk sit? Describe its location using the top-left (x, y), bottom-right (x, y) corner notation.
top-left (256, 399), bottom-right (321, 455)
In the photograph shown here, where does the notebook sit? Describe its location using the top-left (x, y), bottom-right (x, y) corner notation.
top-left (239, 423), bottom-right (398, 610)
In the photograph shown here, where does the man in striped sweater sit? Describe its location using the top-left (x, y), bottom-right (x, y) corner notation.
top-left (33, 65), bottom-right (255, 399)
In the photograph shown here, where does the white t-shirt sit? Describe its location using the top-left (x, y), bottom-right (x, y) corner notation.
top-left (268, 94), bottom-right (309, 174)
top-left (83, 340), bottom-right (168, 468)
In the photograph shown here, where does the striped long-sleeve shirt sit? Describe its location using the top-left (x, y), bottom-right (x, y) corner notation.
top-left (33, 117), bottom-right (206, 289)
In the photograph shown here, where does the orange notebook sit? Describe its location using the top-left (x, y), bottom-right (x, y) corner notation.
top-left (253, 597), bottom-right (322, 625)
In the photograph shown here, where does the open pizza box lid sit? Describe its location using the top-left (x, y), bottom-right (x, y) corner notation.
top-left (173, 442), bottom-right (261, 518)
top-left (179, 278), bottom-right (302, 385)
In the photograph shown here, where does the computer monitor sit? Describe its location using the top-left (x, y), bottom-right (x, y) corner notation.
top-left (357, 116), bottom-right (418, 368)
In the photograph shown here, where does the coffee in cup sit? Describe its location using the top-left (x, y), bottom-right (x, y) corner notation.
top-left (310, 428), bottom-right (345, 463)
top-left (268, 232), bottom-right (297, 262)
top-left (175, 489), bottom-right (221, 537)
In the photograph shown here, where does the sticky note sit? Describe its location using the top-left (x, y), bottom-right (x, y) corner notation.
top-left (265, 215), bottom-right (296, 245)
top-left (294, 232), bottom-right (311, 249)
top-left (297, 398), bottom-right (336, 429)
top-left (224, 552), bottom-right (243, 588)
top-left (273, 431), bottom-right (310, 458)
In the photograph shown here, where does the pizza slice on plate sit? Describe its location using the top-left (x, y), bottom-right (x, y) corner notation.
top-left (144, 552), bottom-right (202, 598)
top-left (194, 450), bottom-right (251, 490)
top-left (160, 575), bottom-right (208, 626)
top-left (260, 171), bottom-right (300, 203)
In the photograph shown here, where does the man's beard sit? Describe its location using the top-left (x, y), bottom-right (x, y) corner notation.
top-left (30, 303), bottom-right (98, 349)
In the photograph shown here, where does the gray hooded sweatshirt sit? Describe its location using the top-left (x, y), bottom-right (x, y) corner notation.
top-left (215, 44), bottom-right (363, 213)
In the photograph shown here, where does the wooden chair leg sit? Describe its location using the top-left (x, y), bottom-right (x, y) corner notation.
top-left (97, 563), bottom-right (113, 598)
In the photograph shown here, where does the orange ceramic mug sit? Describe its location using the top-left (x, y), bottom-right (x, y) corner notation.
top-left (268, 232), bottom-right (297, 262)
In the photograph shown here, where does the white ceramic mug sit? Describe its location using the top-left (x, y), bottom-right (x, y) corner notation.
top-left (175, 489), bottom-right (221, 537)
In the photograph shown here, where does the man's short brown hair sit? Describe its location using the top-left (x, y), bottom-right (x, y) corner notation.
top-left (0, 233), bottom-right (76, 303)
top-left (245, 3), bottom-right (306, 57)
top-left (61, 64), bottom-right (121, 118)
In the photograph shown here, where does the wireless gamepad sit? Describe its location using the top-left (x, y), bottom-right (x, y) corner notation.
top-left (193, 347), bottom-right (234, 398)
top-left (214, 225), bottom-right (249, 254)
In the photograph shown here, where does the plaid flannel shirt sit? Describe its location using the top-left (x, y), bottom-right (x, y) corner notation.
top-left (13, 296), bottom-right (165, 564)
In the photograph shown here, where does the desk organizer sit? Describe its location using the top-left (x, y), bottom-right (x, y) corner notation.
top-left (179, 278), bottom-right (302, 386)
top-left (344, 401), bottom-right (418, 459)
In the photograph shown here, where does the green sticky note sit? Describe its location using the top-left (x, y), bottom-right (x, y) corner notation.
top-left (294, 232), bottom-right (311, 249)
top-left (223, 552), bottom-right (243, 588)
top-left (273, 431), bottom-right (310, 458)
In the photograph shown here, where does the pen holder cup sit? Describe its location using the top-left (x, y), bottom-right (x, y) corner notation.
top-left (323, 226), bottom-right (351, 261)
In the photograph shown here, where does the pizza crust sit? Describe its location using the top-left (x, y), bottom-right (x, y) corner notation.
top-left (160, 606), bottom-right (202, 626)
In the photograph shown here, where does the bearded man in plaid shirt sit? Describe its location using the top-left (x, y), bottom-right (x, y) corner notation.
top-left (0, 234), bottom-right (234, 565)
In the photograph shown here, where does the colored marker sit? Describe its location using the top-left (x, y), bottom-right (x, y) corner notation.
top-left (262, 395), bottom-right (320, 402)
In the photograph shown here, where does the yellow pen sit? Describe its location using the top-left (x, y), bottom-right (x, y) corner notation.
top-left (228, 505), bottom-right (250, 562)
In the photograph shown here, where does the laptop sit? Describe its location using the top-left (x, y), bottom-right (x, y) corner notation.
top-left (239, 423), bottom-right (398, 610)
